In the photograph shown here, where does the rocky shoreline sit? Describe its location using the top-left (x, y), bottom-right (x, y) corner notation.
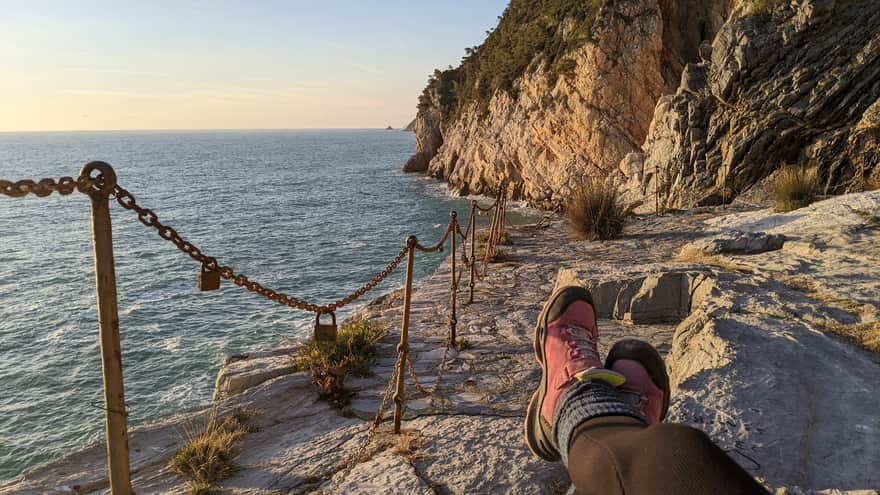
top-left (3, 192), bottom-right (878, 494)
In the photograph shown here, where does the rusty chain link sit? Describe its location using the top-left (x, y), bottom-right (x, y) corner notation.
top-left (112, 184), bottom-right (410, 315)
top-left (413, 222), bottom-right (453, 253)
top-left (0, 176), bottom-right (98, 198)
top-left (332, 363), bottom-right (400, 489)
top-left (405, 343), bottom-right (452, 397)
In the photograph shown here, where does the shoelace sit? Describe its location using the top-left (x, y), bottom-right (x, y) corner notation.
top-left (561, 324), bottom-right (600, 360)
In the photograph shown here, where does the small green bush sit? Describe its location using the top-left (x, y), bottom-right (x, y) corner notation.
top-left (419, 0), bottom-right (602, 120)
top-left (295, 320), bottom-right (387, 403)
top-left (566, 180), bottom-right (627, 240)
top-left (772, 165), bottom-right (819, 212)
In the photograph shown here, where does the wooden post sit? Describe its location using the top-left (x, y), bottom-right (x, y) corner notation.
top-left (468, 202), bottom-right (476, 304)
top-left (449, 212), bottom-right (457, 346)
top-left (393, 236), bottom-right (417, 434)
top-left (81, 161), bottom-right (133, 495)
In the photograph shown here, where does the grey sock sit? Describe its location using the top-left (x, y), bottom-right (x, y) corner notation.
top-left (552, 380), bottom-right (646, 467)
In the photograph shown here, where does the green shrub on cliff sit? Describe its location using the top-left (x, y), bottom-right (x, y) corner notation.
top-left (294, 319), bottom-right (387, 404)
top-left (419, 0), bottom-right (601, 120)
top-left (740, 0), bottom-right (787, 16)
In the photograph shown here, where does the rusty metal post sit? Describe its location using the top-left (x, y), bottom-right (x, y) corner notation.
top-left (468, 202), bottom-right (476, 304)
top-left (487, 198), bottom-right (501, 260)
top-left (81, 161), bottom-right (133, 495)
top-left (449, 212), bottom-right (457, 347)
top-left (393, 236), bottom-right (417, 434)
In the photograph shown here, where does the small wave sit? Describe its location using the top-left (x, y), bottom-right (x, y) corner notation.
top-left (44, 327), bottom-right (65, 342)
top-left (162, 336), bottom-right (181, 353)
top-left (122, 303), bottom-right (142, 316)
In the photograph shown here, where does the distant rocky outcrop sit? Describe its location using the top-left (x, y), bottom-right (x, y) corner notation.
top-left (403, 100), bottom-right (443, 172)
top-left (407, 0), bottom-right (880, 209)
top-left (403, 118), bottom-right (416, 132)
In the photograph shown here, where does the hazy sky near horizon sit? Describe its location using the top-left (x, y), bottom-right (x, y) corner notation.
top-left (0, 1), bottom-right (508, 132)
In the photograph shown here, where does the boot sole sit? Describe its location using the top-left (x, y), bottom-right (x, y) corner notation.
top-left (524, 286), bottom-right (600, 462)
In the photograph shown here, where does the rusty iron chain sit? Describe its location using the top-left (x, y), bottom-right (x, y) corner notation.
top-left (405, 342), bottom-right (452, 397)
top-left (413, 222), bottom-right (452, 253)
top-left (112, 184), bottom-right (410, 315)
top-left (0, 176), bottom-right (98, 198)
top-left (333, 362), bottom-right (400, 488)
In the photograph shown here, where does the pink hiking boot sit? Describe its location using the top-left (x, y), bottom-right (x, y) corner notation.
top-left (605, 339), bottom-right (670, 424)
top-left (524, 286), bottom-right (626, 461)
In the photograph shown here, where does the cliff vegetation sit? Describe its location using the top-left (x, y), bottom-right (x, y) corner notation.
top-left (418, 0), bottom-right (601, 120)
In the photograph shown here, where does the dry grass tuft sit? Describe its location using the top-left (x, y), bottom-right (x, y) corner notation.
top-left (780, 276), bottom-right (879, 352)
top-left (294, 319), bottom-right (387, 404)
top-left (772, 165), bottom-right (819, 212)
top-left (170, 408), bottom-right (258, 493)
top-left (826, 321), bottom-right (880, 353)
top-left (393, 429), bottom-right (427, 464)
top-left (781, 276), bottom-right (865, 313)
top-left (566, 180), bottom-right (628, 241)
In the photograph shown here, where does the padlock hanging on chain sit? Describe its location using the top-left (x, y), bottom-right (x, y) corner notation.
top-left (198, 263), bottom-right (221, 291)
top-left (314, 311), bottom-right (338, 341)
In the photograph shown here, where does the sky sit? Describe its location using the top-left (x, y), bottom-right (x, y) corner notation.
top-left (0, 0), bottom-right (508, 132)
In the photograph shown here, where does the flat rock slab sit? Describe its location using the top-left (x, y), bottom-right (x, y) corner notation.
top-left (679, 230), bottom-right (786, 256)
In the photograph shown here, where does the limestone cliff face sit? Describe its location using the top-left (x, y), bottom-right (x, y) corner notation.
top-left (409, 0), bottom-right (731, 207)
top-left (409, 0), bottom-right (879, 209)
top-left (620, 0), bottom-right (880, 212)
top-left (428, 0), bottom-right (667, 207)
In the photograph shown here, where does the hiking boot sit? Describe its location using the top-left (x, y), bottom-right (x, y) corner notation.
top-left (605, 339), bottom-right (669, 424)
top-left (524, 286), bottom-right (626, 461)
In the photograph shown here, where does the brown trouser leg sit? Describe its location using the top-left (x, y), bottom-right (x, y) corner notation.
top-left (567, 416), bottom-right (770, 495)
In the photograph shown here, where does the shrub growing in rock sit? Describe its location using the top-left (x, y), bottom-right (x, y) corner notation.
top-left (294, 319), bottom-right (386, 404)
top-left (772, 165), bottom-right (819, 212)
top-left (566, 180), bottom-right (627, 240)
top-left (170, 408), bottom-right (257, 493)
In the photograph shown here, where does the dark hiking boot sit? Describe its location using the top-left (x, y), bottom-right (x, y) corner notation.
top-left (605, 339), bottom-right (669, 424)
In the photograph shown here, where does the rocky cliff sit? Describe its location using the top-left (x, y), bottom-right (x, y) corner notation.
top-left (621, 0), bottom-right (880, 211)
top-left (408, 0), bottom-right (880, 210)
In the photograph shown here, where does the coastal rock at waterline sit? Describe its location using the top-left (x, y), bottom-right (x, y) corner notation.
top-left (678, 230), bottom-right (786, 257)
top-left (212, 347), bottom-right (298, 401)
top-left (620, 0), bottom-right (880, 211)
top-left (403, 105), bottom-right (442, 173)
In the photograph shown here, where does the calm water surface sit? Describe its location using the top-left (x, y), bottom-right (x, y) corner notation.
top-left (0, 130), bottom-right (540, 482)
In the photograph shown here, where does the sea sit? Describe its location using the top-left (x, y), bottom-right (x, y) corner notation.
top-left (0, 130), bottom-right (541, 482)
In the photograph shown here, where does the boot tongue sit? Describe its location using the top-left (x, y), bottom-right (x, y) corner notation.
top-left (572, 367), bottom-right (627, 387)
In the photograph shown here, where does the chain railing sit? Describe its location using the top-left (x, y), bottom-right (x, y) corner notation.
top-left (1, 163), bottom-right (509, 494)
